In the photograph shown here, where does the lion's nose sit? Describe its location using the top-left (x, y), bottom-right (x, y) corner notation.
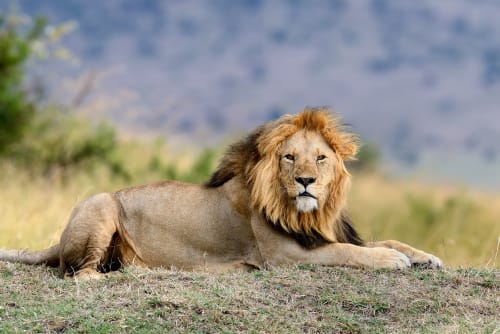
top-left (295, 177), bottom-right (316, 187)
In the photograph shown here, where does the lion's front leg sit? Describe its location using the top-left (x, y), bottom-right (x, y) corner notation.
top-left (367, 240), bottom-right (443, 269)
top-left (250, 215), bottom-right (411, 269)
top-left (267, 242), bottom-right (412, 270)
top-left (325, 243), bottom-right (413, 269)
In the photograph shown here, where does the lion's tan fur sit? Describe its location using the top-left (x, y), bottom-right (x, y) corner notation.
top-left (0, 108), bottom-right (442, 279)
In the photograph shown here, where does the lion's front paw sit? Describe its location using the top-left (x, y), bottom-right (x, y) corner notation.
top-left (410, 252), bottom-right (443, 269)
top-left (365, 248), bottom-right (411, 270)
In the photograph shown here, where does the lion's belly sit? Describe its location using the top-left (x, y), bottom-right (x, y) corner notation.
top-left (114, 181), bottom-right (261, 270)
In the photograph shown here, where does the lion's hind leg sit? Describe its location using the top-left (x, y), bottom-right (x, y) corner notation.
top-left (367, 240), bottom-right (443, 269)
top-left (59, 193), bottom-right (122, 279)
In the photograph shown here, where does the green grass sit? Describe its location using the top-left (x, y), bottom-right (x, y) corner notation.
top-left (0, 264), bottom-right (498, 333)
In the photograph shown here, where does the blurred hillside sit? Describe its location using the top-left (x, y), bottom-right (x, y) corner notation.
top-left (2, 1), bottom-right (500, 187)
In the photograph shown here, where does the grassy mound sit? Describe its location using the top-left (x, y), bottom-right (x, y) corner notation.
top-left (0, 264), bottom-right (498, 333)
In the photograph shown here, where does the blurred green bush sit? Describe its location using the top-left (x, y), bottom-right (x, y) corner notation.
top-left (148, 148), bottom-right (217, 184)
top-left (0, 12), bottom-right (127, 180)
top-left (10, 106), bottom-right (129, 179)
top-left (0, 14), bottom-right (46, 153)
top-left (348, 142), bottom-right (380, 173)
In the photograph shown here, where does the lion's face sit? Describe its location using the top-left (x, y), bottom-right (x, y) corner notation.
top-left (278, 129), bottom-right (336, 213)
top-left (209, 108), bottom-right (358, 242)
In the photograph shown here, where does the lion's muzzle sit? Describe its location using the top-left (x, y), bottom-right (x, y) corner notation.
top-left (296, 192), bottom-right (318, 212)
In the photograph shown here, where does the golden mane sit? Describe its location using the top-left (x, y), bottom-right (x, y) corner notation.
top-left (206, 107), bottom-right (360, 245)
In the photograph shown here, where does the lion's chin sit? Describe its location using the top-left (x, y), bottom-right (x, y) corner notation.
top-left (296, 196), bottom-right (318, 213)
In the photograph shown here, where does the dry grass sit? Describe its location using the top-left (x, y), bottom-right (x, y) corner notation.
top-left (349, 174), bottom-right (500, 268)
top-left (0, 167), bottom-right (117, 250)
top-left (0, 263), bottom-right (498, 333)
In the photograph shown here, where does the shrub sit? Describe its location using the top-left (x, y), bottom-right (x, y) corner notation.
top-left (0, 12), bottom-right (127, 180)
top-left (349, 142), bottom-right (380, 172)
top-left (148, 147), bottom-right (217, 184)
top-left (11, 106), bottom-right (127, 179)
top-left (0, 14), bottom-right (46, 153)
top-left (183, 148), bottom-right (217, 183)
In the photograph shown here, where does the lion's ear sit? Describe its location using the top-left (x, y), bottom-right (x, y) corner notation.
top-left (335, 133), bottom-right (359, 161)
top-left (321, 129), bottom-right (359, 162)
top-left (257, 123), bottom-right (297, 156)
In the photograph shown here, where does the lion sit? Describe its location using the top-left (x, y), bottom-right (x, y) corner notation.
top-left (0, 108), bottom-right (442, 279)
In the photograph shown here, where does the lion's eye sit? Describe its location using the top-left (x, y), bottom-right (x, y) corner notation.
top-left (284, 154), bottom-right (295, 161)
top-left (317, 155), bottom-right (327, 161)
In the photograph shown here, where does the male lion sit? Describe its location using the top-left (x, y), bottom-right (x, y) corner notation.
top-left (0, 108), bottom-right (442, 279)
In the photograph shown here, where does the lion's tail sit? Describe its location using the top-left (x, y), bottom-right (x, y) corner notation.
top-left (0, 244), bottom-right (60, 267)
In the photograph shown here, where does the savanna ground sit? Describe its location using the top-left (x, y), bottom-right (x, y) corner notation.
top-left (0, 263), bottom-right (498, 333)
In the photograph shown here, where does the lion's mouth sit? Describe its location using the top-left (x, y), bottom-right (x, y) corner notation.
top-left (298, 192), bottom-right (317, 199)
top-left (296, 192), bottom-right (319, 212)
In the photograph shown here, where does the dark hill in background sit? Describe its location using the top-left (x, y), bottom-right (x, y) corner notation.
top-left (4, 0), bottom-right (500, 187)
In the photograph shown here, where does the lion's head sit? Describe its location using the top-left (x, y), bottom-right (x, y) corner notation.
top-left (275, 128), bottom-right (340, 213)
top-left (207, 107), bottom-right (361, 247)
